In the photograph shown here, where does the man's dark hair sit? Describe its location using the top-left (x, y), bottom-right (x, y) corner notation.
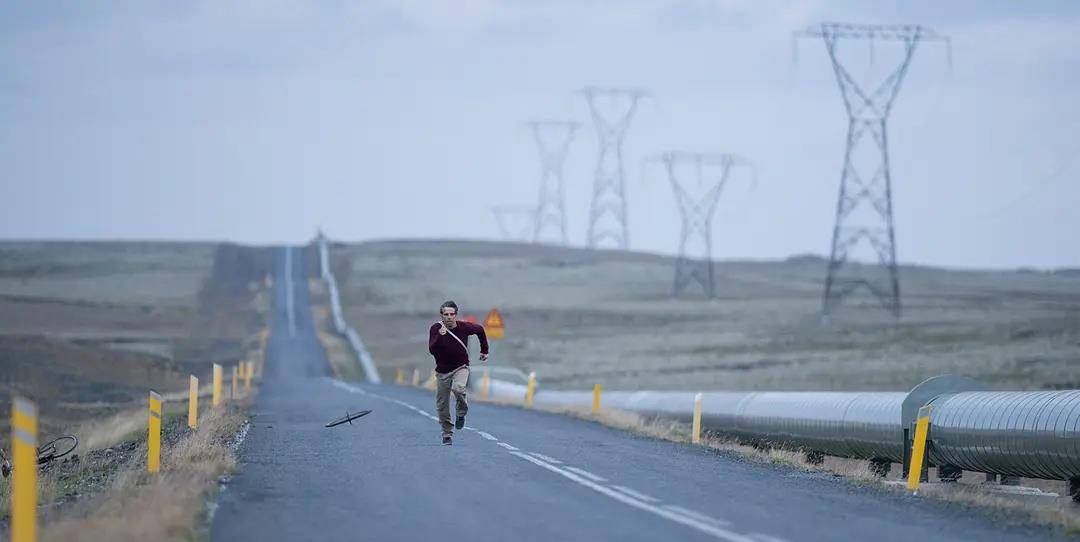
top-left (439, 300), bottom-right (458, 314)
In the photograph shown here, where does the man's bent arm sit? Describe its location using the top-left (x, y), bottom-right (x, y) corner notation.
top-left (476, 324), bottom-right (489, 355)
top-left (428, 325), bottom-right (440, 354)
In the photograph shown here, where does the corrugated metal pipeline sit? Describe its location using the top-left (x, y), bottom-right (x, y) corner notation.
top-left (721, 392), bottom-right (906, 462)
top-left (929, 390), bottom-right (1080, 480)
top-left (530, 388), bottom-right (906, 462)
top-left (477, 374), bottom-right (1080, 480)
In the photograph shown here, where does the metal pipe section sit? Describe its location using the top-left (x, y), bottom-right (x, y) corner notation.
top-left (520, 386), bottom-right (907, 462)
top-left (719, 392), bottom-right (905, 462)
top-left (929, 390), bottom-right (1080, 481)
top-left (481, 375), bottom-right (1080, 480)
top-left (317, 236), bottom-right (381, 383)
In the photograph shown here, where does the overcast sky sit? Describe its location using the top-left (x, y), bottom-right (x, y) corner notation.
top-left (1, 1), bottom-right (1077, 268)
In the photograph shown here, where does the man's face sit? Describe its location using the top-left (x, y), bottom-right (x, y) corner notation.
top-left (440, 307), bottom-right (457, 326)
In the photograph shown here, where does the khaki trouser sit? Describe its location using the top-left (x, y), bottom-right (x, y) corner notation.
top-left (436, 366), bottom-right (470, 436)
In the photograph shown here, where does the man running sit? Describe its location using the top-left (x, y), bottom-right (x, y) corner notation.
top-left (428, 300), bottom-right (488, 445)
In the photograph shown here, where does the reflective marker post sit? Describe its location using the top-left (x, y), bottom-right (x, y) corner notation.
top-left (213, 363), bottom-right (223, 407)
top-left (12, 397), bottom-right (37, 542)
top-left (148, 391), bottom-right (162, 473)
top-left (188, 375), bottom-right (199, 429)
top-left (525, 372), bottom-right (537, 408)
top-left (692, 393), bottom-right (703, 444)
top-left (907, 405), bottom-right (932, 493)
top-left (593, 384), bottom-right (602, 416)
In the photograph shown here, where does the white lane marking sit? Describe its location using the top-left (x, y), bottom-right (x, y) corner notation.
top-left (563, 466), bottom-right (607, 483)
top-left (749, 534), bottom-right (791, 542)
top-left (284, 247), bottom-right (296, 337)
top-left (529, 452), bottom-right (562, 464)
top-left (508, 452), bottom-right (756, 542)
top-left (611, 485), bottom-right (660, 503)
top-left (662, 505), bottom-right (732, 527)
top-left (327, 380), bottom-right (763, 542)
top-left (497, 442), bottom-right (519, 451)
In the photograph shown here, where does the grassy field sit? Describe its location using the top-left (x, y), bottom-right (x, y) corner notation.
top-left (0, 240), bottom-right (271, 539)
top-left (334, 239), bottom-right (1080, 392)
top-left (0, 241), bottom-right (272, 444)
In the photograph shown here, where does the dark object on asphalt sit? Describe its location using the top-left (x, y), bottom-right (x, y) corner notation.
top-left (325, 410), bottom-right (372, 428)
top-left (442, 436), bottom-right (452, 446)
top-left (455, 415), bottom-right (465, 430)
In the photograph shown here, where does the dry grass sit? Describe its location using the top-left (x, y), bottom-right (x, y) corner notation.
top-left (38, 405), bottom-right (247, 542)
top-left (71, 409), bottom-right (152, 453)
top-left (907, 480), bottom-right (1080, 534)
top-left (67, 382), bottom-right (227, 454)
top-left (337, 240), bottom-right (1080, 393)
top-left (0, 322), bottom-right (267, 540)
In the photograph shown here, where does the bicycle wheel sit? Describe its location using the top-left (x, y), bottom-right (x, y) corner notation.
top-left (38, 435), bottom-right (78, 465)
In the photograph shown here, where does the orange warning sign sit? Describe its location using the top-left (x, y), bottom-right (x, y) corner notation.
top-left (463, 315), bottom-right (477, 324)
top-left (483, 308), bottom-right (505, 340)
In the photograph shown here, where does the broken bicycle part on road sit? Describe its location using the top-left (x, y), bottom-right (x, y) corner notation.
top-left (325, 410), bottom-right (372, 428)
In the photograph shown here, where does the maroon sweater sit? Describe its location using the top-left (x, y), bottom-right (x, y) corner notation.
top-left (429, 321), bottom-right (489, 373)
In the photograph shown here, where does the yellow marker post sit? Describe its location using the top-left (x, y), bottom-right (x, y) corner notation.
top-left (12, 396), bottom-right (38, 542)
top-left (424, 371), bottom-right (437, 391)
top-left (396, 368), bottom-right (405, 385)
top-left (525, 372), bottom-right (537, 408)
top-left (692, 393), bottom-right (703, 444)
top-left (148, 391), bottom-right (162, 473)
top-left (256, 334), bottom-right (266, 379)
top-left (243, 362), bottom-right (252, 395)
top-left (907, 405), bottom-right (933, 493)
top-left (213, 363), bottom-right (223, 407)
top-left (231, 365), bottom-right (239, 400)
top-left (480, 371), bottom-right (491, 399)
top-left (188, 375), bottom-right (199, 429)
top-left (411, 368), bottom-right (421, 387)
top-left (592, 384), bottom-right (602, 416)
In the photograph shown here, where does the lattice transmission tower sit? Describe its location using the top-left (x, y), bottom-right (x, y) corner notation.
top-left (797, 23), bottom-right (950, 318)
top-left (581, 87), bottom-right (646, 250)
top-left (648, 152), bottom-right (753, 297)
top-left (527, 120), bottom-right (578, 245)
top-left (491, 205), bottom-right (536, 243)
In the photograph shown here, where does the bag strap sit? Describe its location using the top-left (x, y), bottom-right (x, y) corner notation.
top-left (439, 322), bottom-right (470, 355)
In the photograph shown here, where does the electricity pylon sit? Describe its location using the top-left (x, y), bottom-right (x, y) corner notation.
top-left (797, 23), bottom-right (950, 318)
top-left (581, 87), bottom-right (646, 250)
top-left (649, 152), bottom-right (753, 297)
top-left (491, 205), bottom-right (536, 243)
top-left (527, 120), bottom-right (578, 245)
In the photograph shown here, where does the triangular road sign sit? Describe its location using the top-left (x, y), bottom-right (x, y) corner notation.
top-left (484, 308), bottom-right (505, 339)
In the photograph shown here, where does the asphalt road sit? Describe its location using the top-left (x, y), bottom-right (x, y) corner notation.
top-left (210, 247), bottom-right (1064, 541)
